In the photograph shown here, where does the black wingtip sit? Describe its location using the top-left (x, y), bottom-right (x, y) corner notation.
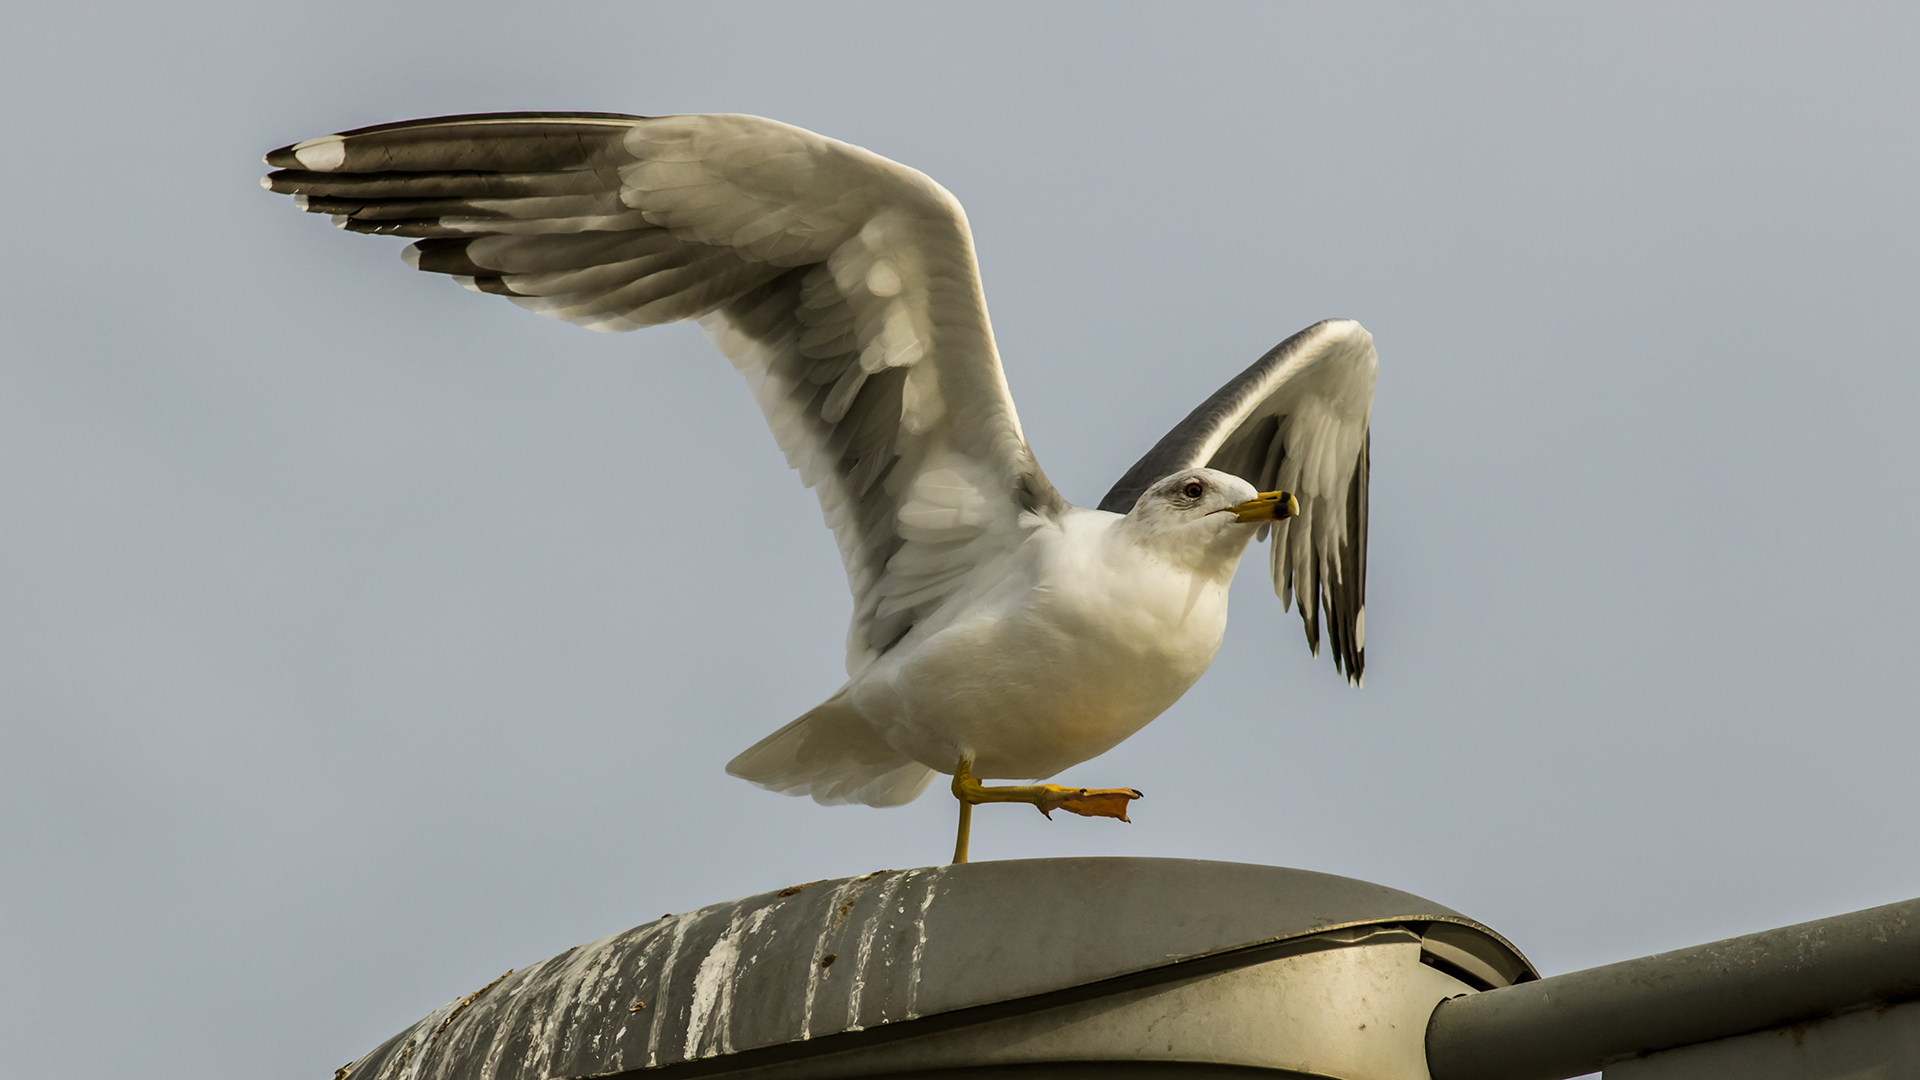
top-left (407, 238), bottom-right (486, 276)
top-left (330, 110), bottom-right (653, 137)
top-left (261, 112), bottom-right (654, 178)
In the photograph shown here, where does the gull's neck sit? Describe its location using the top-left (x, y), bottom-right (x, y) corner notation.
top-left (1104, 507), bottom-right (1259, 583)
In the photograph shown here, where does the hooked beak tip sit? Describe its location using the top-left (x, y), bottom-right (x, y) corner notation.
top-left (1227, 490), bottom-right (1298, 523)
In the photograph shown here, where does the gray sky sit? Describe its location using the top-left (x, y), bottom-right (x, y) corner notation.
top-left (4, 3), bottom-right (1917, 1076)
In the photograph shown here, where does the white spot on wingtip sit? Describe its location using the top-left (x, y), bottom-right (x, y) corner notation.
top-left (258, 175), bottom-right (273, 190)
top-left (291, 134), bottom-right (347, 171)
top-left (292, 195), bottom-right (308, 211)
top-left (452, 275), bottom-right (480, 292)
top-left (330, 214), bottom-right (349, 228)
top-left (401, 245), bottom-right (422, 270)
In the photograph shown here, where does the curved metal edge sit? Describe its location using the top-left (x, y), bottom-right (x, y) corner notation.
top-left (735, 1064), bottom-right (1328, 1080)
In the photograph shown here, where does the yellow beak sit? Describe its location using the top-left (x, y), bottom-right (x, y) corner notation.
top-left (1226, 490), bottom-right (1299, 522)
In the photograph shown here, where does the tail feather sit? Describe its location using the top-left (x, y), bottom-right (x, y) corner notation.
top-left (727, 690), bottom-right (934, 807)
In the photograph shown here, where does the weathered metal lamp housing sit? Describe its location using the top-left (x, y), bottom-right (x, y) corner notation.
top-left (338, 859), bottom-right (1532, 1080)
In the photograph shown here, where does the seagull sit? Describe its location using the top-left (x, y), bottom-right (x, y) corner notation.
top-left (264, 112), bottom-right (1375, 863)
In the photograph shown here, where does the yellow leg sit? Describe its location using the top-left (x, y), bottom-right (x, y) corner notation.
top-left (948, 758), bottom-right (1142, 864)
top-left (953, 797), bottom-right (973, 865)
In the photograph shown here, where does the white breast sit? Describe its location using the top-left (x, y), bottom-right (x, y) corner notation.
top-left (851, 510), bottom-right (1236, 780)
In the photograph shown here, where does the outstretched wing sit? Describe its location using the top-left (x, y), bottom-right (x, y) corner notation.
top-left (265, 112), bottom-right (1066, 674)
top-left (1099, 319), bottom-right (1375, 684)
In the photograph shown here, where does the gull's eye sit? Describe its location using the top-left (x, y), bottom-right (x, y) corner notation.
top-left (1182, 480), bottom-right (1205, 500)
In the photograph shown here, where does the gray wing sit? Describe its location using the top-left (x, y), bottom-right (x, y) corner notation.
top-left (1099, 319), bottom-right (1375, 684)
top-left (265, 112), bottom-right (1066, 675)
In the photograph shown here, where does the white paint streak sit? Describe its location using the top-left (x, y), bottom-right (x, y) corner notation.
top-left (515, 931), bottom-right (623, 1080)
top-left (645, 914), bottom-right (693, 1068)
top-left (380, 1010), bottom-right (443, 1080)
top-left (357, 868), bottom-right (968, 1080)
top-left (845, 871), bottom-right (908, 1029)
top-left (683, 906), bottom-right (749, 1059)
top-left (904, 866), bottom-right (947, 1019)
top-left (799, 876), bottom-right (864, 1041)
top-left (605, 919), bottom-right (672, 1075)
top-left (725, 904), bottom-right (777, 1041)
top-left (476, 963), bottom-right (558, 1080)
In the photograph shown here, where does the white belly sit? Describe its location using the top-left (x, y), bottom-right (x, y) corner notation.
top-left (848, 517), bottom-right (1234, 780)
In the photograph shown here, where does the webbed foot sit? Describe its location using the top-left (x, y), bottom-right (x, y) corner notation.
top-left (949, 759), bottom-right (1142, 863)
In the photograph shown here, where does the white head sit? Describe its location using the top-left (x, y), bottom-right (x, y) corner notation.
top-left (1117, 468), bottom-right (1299, 576)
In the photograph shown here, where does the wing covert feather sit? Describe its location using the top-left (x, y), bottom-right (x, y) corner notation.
top-left (266, 112), bottom-right (1064, 673)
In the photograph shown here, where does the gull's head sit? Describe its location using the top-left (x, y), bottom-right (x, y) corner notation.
top-left (1119, 468), bottom-right (1298, 572)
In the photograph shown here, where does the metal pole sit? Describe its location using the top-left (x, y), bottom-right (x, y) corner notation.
top-left (1426, 896), bottom-right (1920, 1080)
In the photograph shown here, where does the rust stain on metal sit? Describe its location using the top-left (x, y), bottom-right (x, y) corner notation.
top-left (427, 968), bottom-right (513, 1053)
